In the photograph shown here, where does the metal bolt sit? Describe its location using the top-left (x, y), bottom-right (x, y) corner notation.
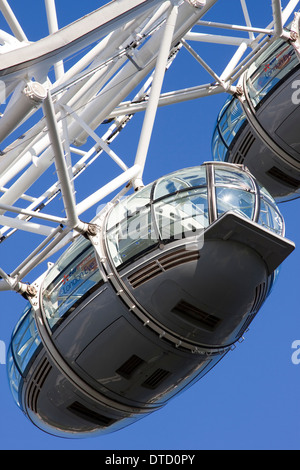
top-left (290, 31), bottom-right (298, 42)
top-left (26, 285), bottom-right (37, 297)
top-left (87, 224), bottom-right (98, 236)
top-left (235, 85), bottom-right (244, 96)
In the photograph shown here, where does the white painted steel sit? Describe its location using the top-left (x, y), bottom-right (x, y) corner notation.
top-left (0, 0), bottom-right (297, 290)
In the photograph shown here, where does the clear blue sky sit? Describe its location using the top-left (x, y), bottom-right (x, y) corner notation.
top-left (0, 0), bottom-right (299, 450)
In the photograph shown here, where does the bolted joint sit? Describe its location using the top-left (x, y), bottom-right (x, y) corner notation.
top-left (290, 30), bottom-right (299, 43)
top-left (23, 81), bottom-right (47, 106)
top-left (235, 85), bottom-right (244, 97)
top-left (73, 220), bottom-right (99, 237)
top-left (16, 282), bottom-right (37, 298)
top-left (25, 284), bottom-right (38, 297)
top-left (86, 224), bottom-right (99, 237)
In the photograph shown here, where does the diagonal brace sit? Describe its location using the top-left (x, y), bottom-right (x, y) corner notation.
top-left (43, 91), bottom-right (86, 232)
top-left (133, 3), bottom-right (178, 190)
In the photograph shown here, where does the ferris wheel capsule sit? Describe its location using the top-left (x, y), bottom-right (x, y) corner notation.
top-left (212, 29), bottom-right (300, 202)
top-left (6, 162), bottom-right (294, 438)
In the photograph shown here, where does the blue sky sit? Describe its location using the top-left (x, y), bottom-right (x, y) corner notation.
top-left (0, 0), bottom-right (299, 450)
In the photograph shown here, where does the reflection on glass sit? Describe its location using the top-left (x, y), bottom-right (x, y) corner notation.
top-left (212, 33), bottom-right (299, 164)
top-left (247, 41), bottom-right (297, 107)
top-left (212, 98), bottom-right (246, 162)
top-left (7, 348), bottom-right (22, 407)
top-left (212, 131), bottom-right (226, 162)
top-left (218, 99), bottom-right (245, 147)
top-left (257, 183), bottom-right (284, 235)
top-left (154, 189), bottom-right (209, 241)
top-left (42, 238), bottom-right (102, 329)
top-left (216, 187), bottom-right (255, 220)
top-left (7, 304), bottom-right (42, 408)
top-left (106, 165), bottom-right (285, 268)
top-left (154, 167), bottom-right (207, 199)
top-left (10, 304), bottom-right (41, 374)
top-left (214, 167), bottom-right (255, 191)
top-left (106, 184), bottom-right (152, 232)
top-left (106, 206), bottom-right (157, 267)
top-left (258, 198), bottom-right (284, 235)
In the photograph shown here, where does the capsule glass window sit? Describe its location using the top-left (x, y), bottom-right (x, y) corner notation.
top-left (106, 205), bottom-right (157, 267)
top-left (246, 39), bottom-right (298, 107)
top-left (42, 237), bottom-right (102, 329)
top-left (153, 188), bottom-right (209, 242)
top-left (153, 166), bottom-right (207, 200)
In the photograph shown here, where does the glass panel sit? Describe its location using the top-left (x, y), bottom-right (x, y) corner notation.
top-left (42, 236), bottom-right (91, 288)
top-left (42, 241), bottom-right (102, 329)
top-left (106, 184), bottom-right (152, 232)
top-left (217, 98), bottom-right (246, 148)
top-left (106, 206), bottom-right (158, 267)
top-left (214, 166), bottom-right (255, 191)
top-left (212, 127), bottom-right (228, 162)
top-left (154, 188), bottom-right (209, 241)
top-left (10, 304), bottom-right (41, 375)
top-left (7, 347), bottom-right (22, 408)
top-left (246, 40), bottom-right (298, 107)
top-left (154, 167), bottom-right (207, 200)
top-left (258, 198), bottom-right (284, 235)
top-left (216, 187), bottom-right (255, 220)
top-left (258, 182), bottom-right (278, 204)
top-left (256, 183), bottom-right (284, 235)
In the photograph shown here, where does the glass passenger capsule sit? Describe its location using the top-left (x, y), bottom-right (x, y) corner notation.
top-left (212, 32), bottom-right (300, 202)
top-left (7, 163), bottom-right (294, 438)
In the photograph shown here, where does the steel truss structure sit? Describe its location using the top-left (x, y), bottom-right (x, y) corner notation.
top-left (0, 0), bottom-right (298, 296)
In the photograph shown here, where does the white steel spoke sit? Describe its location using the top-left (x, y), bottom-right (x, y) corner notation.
top-left (0, 0), bottom-right (297, 284)
top-left (133, 3), bottom-right (178, 189)
top-left (240, 0), bottom-right (255, 40)
top-left (0, 0), bottom-right (27, 42)
top-left (43, 91), bottom-right (82, 231)
top-left (45, 0), bottom-right (65, 80)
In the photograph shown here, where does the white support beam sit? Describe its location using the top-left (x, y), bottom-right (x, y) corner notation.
top-left (196, 19), bottom-right (272, 36)
top-left (109, 83), bottom-right (225, 118)
top-left (0, 81), bottom-right (47, 145)
top-left (240, 0), bottom-right (255, 41)
top-left (282, 0), bottom-right (300, 25)
top-left (45, 0), bottom-right (65, 80)
top-left (0, 0), bottom-right (163, 78)
top-left (0, 0), bottom-right (27, 42)
top-left (43, 91), bottom-right (81, 230)
top-left (0, 214), bottom-right (55, 236)
top-left (76, 165), bottom-right (141, 216)
top-left (10, 224), bottom-right (64, 278)
top-left (221, 41), bottom-right (248, 82)
top-left (62, 104), bottom-right (128, 172)
top-left (12, 226), bottom-right (72, 281)
top-left (272, 0), bottom-right (284, 37)
top-left (230, 36), bottom-right (273, 83)
top-left (0, 202), bottom-right (66, 224)
top-left (133, 3), bottom-right (178, 189)
top-left (181, 39), bottom-right (228, 90)
top-left (185, 31), bottom-right (251, 46)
